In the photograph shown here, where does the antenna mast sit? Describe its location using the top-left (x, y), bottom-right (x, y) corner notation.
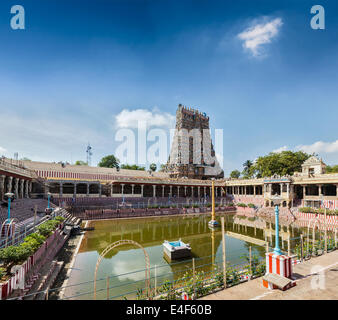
top-left (86, 143), bottom-right (93, 166)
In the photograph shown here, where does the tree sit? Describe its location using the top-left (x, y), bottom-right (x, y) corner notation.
top-left (242, 160), bottom-right (254, 178)
top-left (253, 151), bottom-right (310, 178)
top-left (230, 170), bottom-right (241, 179)
top-left (120, 164), bottom-right (145, 171)
top-left (75, 160), bottom-right (87, 166)
top-left (149, 163), bottom-right (157, 172)
top-left (98, 155), bottom-right (120, 169)
top-left (326, 165), bottom-right (338, 173)
top-left (20, 157), bottom-right (31, 161)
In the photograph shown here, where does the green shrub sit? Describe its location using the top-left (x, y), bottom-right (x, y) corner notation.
top-left (0, 245), bottom-right (33, 272)
top-left (36, 219), bottom-right (59, 237)
top-left (248, 203), bottom-right (256, 208)
top-left (22, 233), bottom-right (46, 252)
top-left (237, 203), bottom-right (247, 208)
top-left (0, 267), bottom-right (6, 279)
top-left (54, 216), bottom-right (65, 223)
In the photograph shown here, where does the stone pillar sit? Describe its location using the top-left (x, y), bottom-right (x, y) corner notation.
top-left (244, 186), bottom-right (246, 196)
top-left (153, 185), bottom-right (156, 197)
top-left (25, 180), bottom-right (29, 198)
top-left (303, 185), bottom-right (306, 198)
top-left (29, 181), bottom-right (32, 194)
top-left (19, 179), bottom-right (24, 199)
top-left (204, 186), bottom-right (206, 197)
top-left (336, 185), bottom-right (338, 197)
top-left (162, 185), bottom-right (165, 197)
top-left (14, 178), bottom-right (19, 199)
top-left (210, 186), bottom-right (212, 196)
top-left (280, 183), bottom-right (283, 195)
top-left (287, 184), bottom-right (290, 199)
top-left (177, 186), bottom-right (180, 197)
top-left (121, 184), bottom-right (125, 196)
top-left (131, 184), bottom-right (135, 195)
top-left (191, 186), bottom-right (194, 197)
top-left (7, 176), bottom-right (13, 193)
top-left (184, 186), bottom-right (187, 196)
top-left (169, 185), bottom-right (172, 197)
top-left (198, 186), bottom-right (200, 198)
top-left (141, 185), bottom-right (144, 197)
top-left (60, 182), bottom-right (63, 197)
top-left (0, 175), bottom-right (5, 200)
top-left (253, 185), bottom-right (256, 196)
top-left (318, 184), bottom-right (322, 196)
top-left (87, 183), bottom-right (90, 196)
top-left (73, 183), bottom-right (77, 198)
top-left (98, 184), bottom-right (102, 197)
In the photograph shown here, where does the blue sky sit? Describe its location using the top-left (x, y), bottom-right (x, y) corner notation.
top-left (0, 0), bottom-right (338, 175)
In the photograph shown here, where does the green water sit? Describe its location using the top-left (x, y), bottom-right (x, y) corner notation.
top-left (62, 213), bottom-right (317, 300)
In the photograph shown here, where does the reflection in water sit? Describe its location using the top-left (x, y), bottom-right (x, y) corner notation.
top-left (64, 213), bottom-right (332, 300)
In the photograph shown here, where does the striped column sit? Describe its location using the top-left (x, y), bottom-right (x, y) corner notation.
top-left (263, 252), bottom-right (295, 290)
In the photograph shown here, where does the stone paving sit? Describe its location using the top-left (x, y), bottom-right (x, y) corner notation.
top-left (200, 250), bottom-right (338, 300)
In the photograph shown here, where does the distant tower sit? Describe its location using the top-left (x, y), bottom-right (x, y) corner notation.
top-left (165, 104), bottom-right (224, 180)
top-left (86, 144), bottom-right (93, 166)
top-left (14, 152), bottom-right (18, 161)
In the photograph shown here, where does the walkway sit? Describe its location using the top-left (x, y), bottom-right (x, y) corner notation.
top-left (200, 250), bottom-right (338, 300)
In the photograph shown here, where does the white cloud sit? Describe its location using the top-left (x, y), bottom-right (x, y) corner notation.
top-left (115, 108), bottom-right (175, 129)
top-left (0, 146), bottom-right (6, 154)
top-left (237, 17), bottom-right (283, 57)
top-left (272, 146), bottom-right (288, 153)
top-left (296, 140), bottom-right (338, 154)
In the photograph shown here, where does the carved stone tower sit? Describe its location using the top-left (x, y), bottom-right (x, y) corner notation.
top-left (164, 104), bottom-right (224, 180)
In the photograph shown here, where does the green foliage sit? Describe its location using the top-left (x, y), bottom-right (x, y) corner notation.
top-left (37, 219), bottom-right (59, 237)
top-left (242, 160), bottom-right (254, 178)
top-left (247, 203), bottom-right (256, 208)
top-left (299, 207), bottom-right (338, 216)
top-left (230, 170), bottom-right (241, 179)
top-left (0, 245), bottom-right (33, 272)
top-left (149, 163), bottom-right (157, 172)
top-left (0, 267), bottom-right (5, 279)
top-left (237, 203), bottom-right (247, 208)
top-left (226, 266), bottom-right (241, 286)
top-left (98, 155), bottom-right (120, 169)
top-left (22, 233), bottom-right (46, 252)
top-left (54, 216), bottom-right (65, 223)
top-left (0, 218), bottom-right (61, 275)
top-left (253, 151), bottom-right (311, 178)
top-left (120, 164), bottom-right (146, 171)
top-left (326, 165), bottom-right (338, 173)
top-left (74, 160), bottom-right (87, 166)
top-left (157, 280), bottom-right (176, 300)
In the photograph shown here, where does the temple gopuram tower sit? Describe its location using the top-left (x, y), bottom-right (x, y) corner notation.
top-left (164, 104), bottom-right (224, 180)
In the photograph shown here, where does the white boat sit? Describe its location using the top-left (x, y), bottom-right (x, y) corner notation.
top-left (163, 239), bottom-right (191, 260)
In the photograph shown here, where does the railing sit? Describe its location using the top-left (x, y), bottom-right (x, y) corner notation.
top-left (5, 226), bottom-right (337, 300)
top-left (0, 158), bottom-right (34, 178)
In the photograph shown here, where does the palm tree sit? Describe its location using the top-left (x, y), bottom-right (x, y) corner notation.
top-left (243, 160), bottom-right (253, 172)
